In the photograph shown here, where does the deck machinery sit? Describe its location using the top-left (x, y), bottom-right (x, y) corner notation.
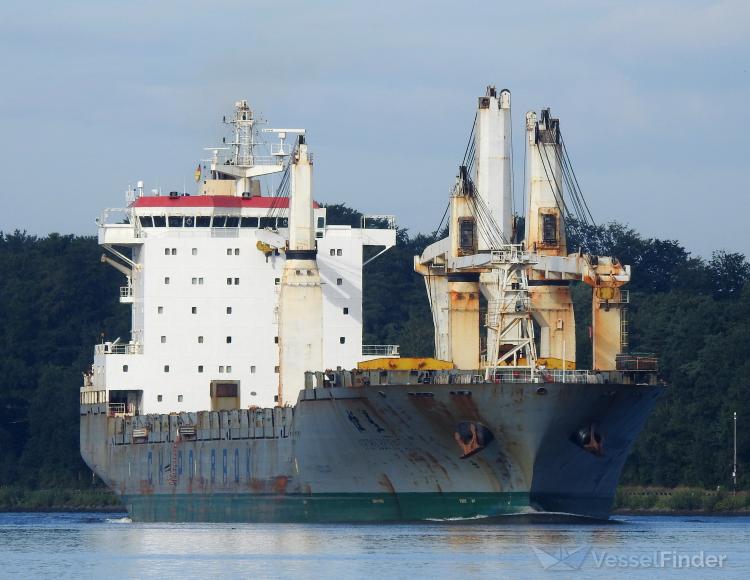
top-left (415, 87), bottom-right (632, 377)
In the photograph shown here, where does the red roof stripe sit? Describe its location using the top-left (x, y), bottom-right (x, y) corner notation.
top-left (132, 195), bottom-right (319, 209)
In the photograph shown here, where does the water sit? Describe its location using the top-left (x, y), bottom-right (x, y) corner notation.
top-left (1, 512), bottom-right (749, 579)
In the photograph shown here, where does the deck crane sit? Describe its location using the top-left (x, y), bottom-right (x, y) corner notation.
top-left (414, 87), bottom-right (631, 378)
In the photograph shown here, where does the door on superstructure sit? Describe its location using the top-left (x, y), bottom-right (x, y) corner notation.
top-left (108, 389), bottom-right (143, 415)
top-left (210, 381), bottom-right (240, 411)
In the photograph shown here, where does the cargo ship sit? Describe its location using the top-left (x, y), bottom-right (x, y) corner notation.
top-left (80, 89), bottom-right (662, 522)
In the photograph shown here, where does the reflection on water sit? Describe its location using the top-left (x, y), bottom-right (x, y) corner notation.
top-left (1, 512), bottom-right (749, 578)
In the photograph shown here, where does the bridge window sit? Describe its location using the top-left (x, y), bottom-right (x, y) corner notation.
top-left (212, 216), bottom-right (227, 227)
top-left (240, 217), bottom-right (259, 228)
top-left (139, 216), bottom-right (153, 227)
top-left (168, 216), bottom-right (183, 228)
top-left (225, 216), bottom-right (239, 227)
top-left (153, 216), bottom-right (166, 227)
top-left (196, 216), bottom-right (211, 228)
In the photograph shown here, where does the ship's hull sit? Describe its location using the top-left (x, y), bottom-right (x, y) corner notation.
top-left (81, 381), bottom-right (661, 522)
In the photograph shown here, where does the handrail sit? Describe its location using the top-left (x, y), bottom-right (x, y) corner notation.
top-left (489, 244), bottom-right (536, 264)
top-left (486, 368), bottom-right (608, 384)
top-left (95, 343), bottom-right (143, 355)
top-left (616, 353), bottom-right (659, 372)
top-left (362, 344), bottom-right (400, 356)
top-left (360, 215), bottom-right (396, 230)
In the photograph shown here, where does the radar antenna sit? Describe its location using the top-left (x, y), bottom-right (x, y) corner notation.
top-left (262, 128), bottom-right (306, 159)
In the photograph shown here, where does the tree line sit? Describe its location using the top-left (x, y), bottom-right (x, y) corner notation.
top-left (0, 206), bottom-right (748, 490)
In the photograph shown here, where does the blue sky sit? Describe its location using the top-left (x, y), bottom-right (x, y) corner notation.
top-left (1, 0), bottom-right (747, 257)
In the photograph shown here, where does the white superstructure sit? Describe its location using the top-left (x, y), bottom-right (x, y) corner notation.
top-left (90, 101), bottom-right (396, 413)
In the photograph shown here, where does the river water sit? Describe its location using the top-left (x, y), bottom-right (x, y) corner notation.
top-left (1, 512), bottom-right (749, 579)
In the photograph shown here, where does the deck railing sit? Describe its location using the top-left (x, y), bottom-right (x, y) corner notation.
top-left (486, 368), bottom-right (607, 384)
top-left (360, 215), bottom-right (396, 230)
top-left (362, 344), bottom-right (400, 357)
top-left (95, 343), bottom-right (143, 355)
top-left (616, 353), bottom-right (659, 372)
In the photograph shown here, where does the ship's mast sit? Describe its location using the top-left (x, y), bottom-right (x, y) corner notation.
top-left (524, 109), bottom-right (575, 368)
top-left (475, 88), bottom-right (537, 374)
top-left (415, 87), bottom-right (537, 374)
top-left (475, 87), bottom-right (513, 245)
top-left (277, 136), bottom-right (323, 406)
top-left (205, 100), bottom-right (286, 196)
top-left (229, 100), bottom-right (257, 168)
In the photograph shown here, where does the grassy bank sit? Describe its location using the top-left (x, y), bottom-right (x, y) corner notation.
top-left (614, 486), bottom-right (750, 514)
top-left (2, 485), bottom-right (748, 514)
top-left (0, 487), bottom-right (123, 512)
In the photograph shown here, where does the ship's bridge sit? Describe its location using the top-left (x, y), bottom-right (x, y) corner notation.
top-left (93, 192), bottom-right (397, 413)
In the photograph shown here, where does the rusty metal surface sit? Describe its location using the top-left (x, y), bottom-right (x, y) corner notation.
top-left (81, 380), bottom-right (661, 521)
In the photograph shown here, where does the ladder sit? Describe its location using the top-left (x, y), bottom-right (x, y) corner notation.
top-left (168, 437), bottom-right (179, 486)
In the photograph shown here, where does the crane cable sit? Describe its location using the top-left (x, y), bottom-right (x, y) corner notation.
top-left (267, 155), bottom-right (292, 221)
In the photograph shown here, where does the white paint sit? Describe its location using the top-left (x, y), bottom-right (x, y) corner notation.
top-left (94, 204), bottom-right (395, 411)
top-left (289, 143), bottom-right (315, 251)
top-left (475, 87), bottom-right (513, 246)
top-left (524, 109), bottom-right (566, 254)
top-left (278, 142), bottom-right (322, 405)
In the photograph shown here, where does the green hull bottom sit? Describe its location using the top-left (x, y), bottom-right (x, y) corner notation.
top-left (122, 492), bottom-right (612, 523)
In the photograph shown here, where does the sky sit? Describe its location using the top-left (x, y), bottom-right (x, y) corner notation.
top-left (0, 0), bottom-right (748, 258)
